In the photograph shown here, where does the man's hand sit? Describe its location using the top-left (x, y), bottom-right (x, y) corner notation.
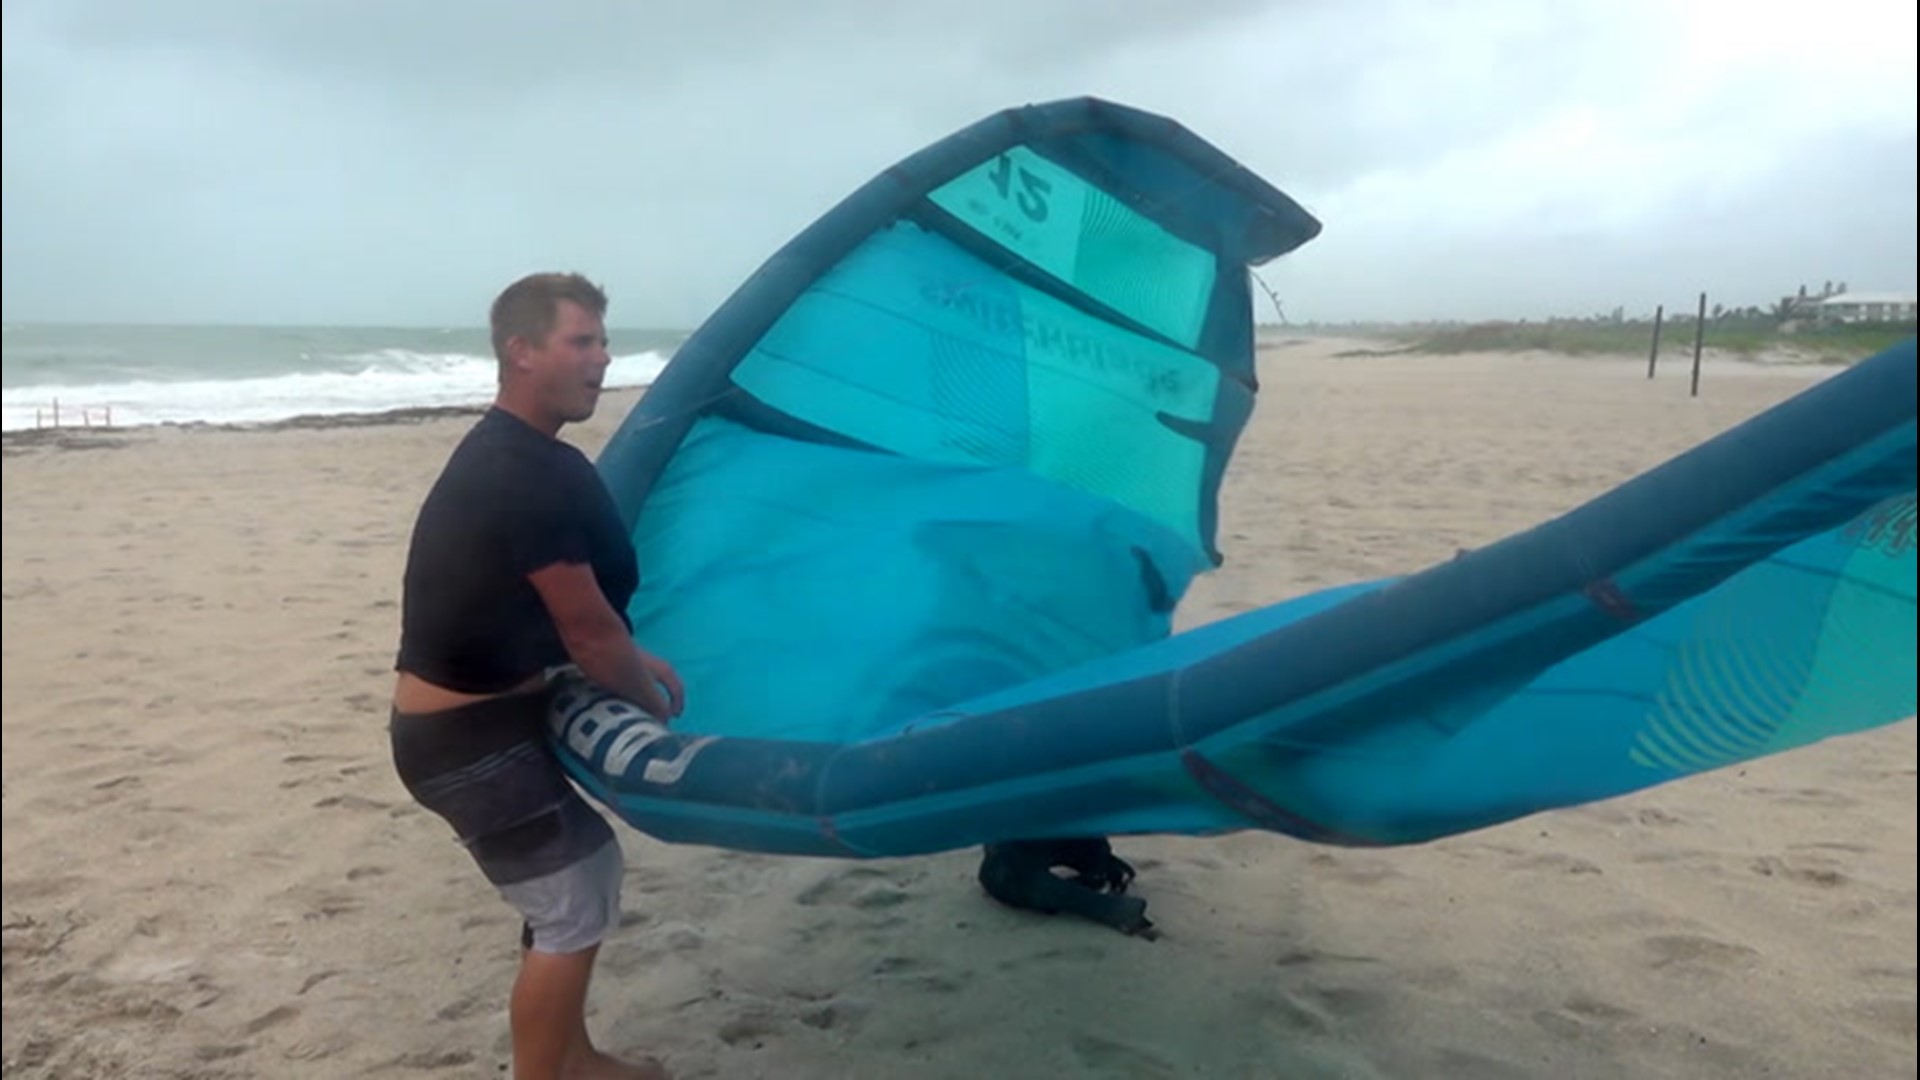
top-left (635, 647), bottom-right (686, 721)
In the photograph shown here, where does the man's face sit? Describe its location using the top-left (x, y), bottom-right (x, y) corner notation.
top-left (518, 299), bottom-right (611, 425)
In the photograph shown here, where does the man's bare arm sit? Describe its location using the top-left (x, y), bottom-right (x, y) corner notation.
top-left (528, 561), bottom-right (685, 720)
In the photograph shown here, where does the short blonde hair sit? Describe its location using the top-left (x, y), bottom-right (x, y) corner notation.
top-left (489, 272), bottom-right (609, 362)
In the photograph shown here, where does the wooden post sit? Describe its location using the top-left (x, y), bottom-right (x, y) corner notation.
top-left (1690, 292), bottom-right (1707, 398)
top-left (1647, 304), bottom-right (1665, 378)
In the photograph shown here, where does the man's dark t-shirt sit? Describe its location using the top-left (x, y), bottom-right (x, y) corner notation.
top-left (395, 407), bottom-right (639, 693)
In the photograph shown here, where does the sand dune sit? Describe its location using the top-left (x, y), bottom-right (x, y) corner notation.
top-left (4, 340), bottom-right (1911, 1079)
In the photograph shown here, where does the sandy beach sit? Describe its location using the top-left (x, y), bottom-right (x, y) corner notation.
top-left (3, 340), bottom-right (1912, 1079)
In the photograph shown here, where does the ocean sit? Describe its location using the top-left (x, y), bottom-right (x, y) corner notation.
top-left (0, 323), bottom-right (683, 432)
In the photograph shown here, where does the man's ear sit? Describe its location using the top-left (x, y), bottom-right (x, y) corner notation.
top-left (503, 335), bottom-right (534, 372)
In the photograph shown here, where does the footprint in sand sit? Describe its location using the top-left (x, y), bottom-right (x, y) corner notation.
top-left (625, 863), bottom-right (677, 896)
top-left (312, 793), bottom-right (391, 812)
top-left (1827, 897), bottom-right (1889, 924)
top-left (1745, 785), bottom-right (1861, 809)
top-left (193, 1042), bottom-right (248, 1063)
top-left (1749, 854), bottom-right (1851, 888)
top-left (1425, 1048), bottom-right (1547, 1080)
top-left (1856, 964), bottom-right (1918, 983)
top-left (1300, 984), bottom-right (1389, 1020)
top-left (282, 1032), bottom-right (355, 1064)
top-left (687, 848), bottom-right (783, 899)
top-left (2, 910), bottom-right (84, 960)
top-left (384, 1048), bottom-right (477, 1071)
top-left (3, 873), bottom-right (92, 904)
top-left (283, 752), bottom-right (353, 766)
top-left (717, 1006), bottom-right (791, 1049)
top-left (1643, 933), bottom-right (1760, 972)
top-left (1304, 851), bottom-right (1403, 887)
top-left (6, 1033), bottom-right (62, 1074)
top-left (1511, 852), bottom-right (1604, 876)
top-left (796, 1000), bottom-right (855, 1032)
top-left (794, 865), bottom-right (920, 912)
top-left (457, 911), bottom-right (513, 935)
top-left (776, 981), bottom-right (874, 1035)
top-left (297, 970), bottom-right (342, 996)
top-left (283, 884), bottom-right (362, 922)
top-left (869, 955), bottom-right (924, 976)
top-left (1403, 964), bottom-right (1467, 992)
top-left (1789, 840), bottom-right (1872, 855)
top-left (1844, 997), bottom-right (1917, 1039)
top-left (44, 760), bottom-right (138, 801)
top-left (603, 921), bottom-right (705, 976)
top-left (869, 953), bottom-right (968, 994)
top-left (1249, 987), bottom-right (1338, 1037)
top-left (1272, 946), bottom-right (1381, 969)
top-left (995, 942), bottom-right (1107, 972)
top-left (85, 983), bottom-right (188, 1025)
top-left (132, 910), bottom-right (188, 939)
top-left (242, 1004), bottom-right (301, 1037)
top-left (598, 938), bottom-right (662, 979)
top-left (1069, 1033), bottom-right (1179, 1078)
top-left (433, 989), bottom-right (495, 1022)
top-left (1628, 847), bottom-right (1726, 870)
top-left (1532, 994), bottom-right (1641, 1041)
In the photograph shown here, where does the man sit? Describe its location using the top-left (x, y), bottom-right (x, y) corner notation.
top-left (389, 272), bottom-right (683, 1080)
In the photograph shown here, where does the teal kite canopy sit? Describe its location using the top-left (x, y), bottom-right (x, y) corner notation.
top-left (547, 96), bottom-right (1919, 859)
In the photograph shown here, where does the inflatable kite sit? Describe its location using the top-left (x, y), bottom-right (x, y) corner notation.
top-left (549, 96), bottom-right (1918, 859)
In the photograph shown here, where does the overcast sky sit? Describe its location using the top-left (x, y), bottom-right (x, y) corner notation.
top-left (3, 0), bottom-right (1914, 327)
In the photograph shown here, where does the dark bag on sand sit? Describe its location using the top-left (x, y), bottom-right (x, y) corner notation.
top-left (977, 837), bottom-right (1155, 938)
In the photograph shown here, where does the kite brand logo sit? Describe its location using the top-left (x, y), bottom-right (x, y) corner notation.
top-left (548, 676), bottom-right (715, 786)
top-left (1844, 493), bottom-right (1916, 558)
top-left (919, 281), bottom-right (1189, 403)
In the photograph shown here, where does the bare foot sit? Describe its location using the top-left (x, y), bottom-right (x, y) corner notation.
top-left (564, 1048), bottom-right (670, 1080)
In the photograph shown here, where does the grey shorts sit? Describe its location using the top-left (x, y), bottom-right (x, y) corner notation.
top-left (389, 690), bottom-right (625, 953)
top-left (501, 831), bottom-right (625, 955)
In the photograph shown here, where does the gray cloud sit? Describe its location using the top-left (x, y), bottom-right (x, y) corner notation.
top-left (3, 0), bottom-right (1914, 327)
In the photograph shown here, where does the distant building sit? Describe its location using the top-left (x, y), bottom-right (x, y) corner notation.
top-left (1816, 291), bottom-right (1918, 323)
top-left (1777, 281), bottom-right (1841, 320)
